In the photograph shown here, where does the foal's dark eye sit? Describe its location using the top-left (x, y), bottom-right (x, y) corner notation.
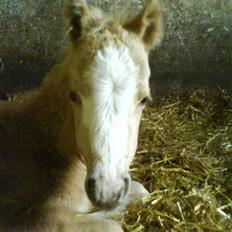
top-left (70, 91), bottom-right (81, 104)
top-left (140, 97), bottom-right (150, 106)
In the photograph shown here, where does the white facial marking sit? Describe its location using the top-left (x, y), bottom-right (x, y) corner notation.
top-left (83, 43), bottom-right (138, 179)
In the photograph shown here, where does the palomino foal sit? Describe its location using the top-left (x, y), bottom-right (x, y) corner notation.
top-left (0, 0), bottom-right (163, 231)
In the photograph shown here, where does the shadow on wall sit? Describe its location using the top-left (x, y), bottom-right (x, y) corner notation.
top-left (0, 0), bottom-right (231, 96)
top-left (0, 0), bottom-right (64, 93)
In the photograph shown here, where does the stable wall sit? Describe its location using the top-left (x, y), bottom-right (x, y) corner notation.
top-left (0, 0), bottom-right (231, 96)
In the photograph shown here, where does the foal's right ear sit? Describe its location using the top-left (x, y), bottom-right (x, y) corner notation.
top-left (64, 0), bottom-right (91, 41)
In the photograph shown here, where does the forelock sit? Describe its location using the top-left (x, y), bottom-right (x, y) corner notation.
top-left (88, 43), bottom-right (138, 112)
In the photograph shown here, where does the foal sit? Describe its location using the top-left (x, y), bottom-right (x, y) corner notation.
top-left (0, 0), bottom-right (163, 231)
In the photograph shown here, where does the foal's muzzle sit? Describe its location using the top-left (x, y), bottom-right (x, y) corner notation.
top-left (85, 176), bottom-right (130, 209)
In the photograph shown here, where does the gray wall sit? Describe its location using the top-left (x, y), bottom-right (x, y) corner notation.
top-left (0, 0), bottom-right (231, 96)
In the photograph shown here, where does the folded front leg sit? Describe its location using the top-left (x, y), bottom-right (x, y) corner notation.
top-left (59, 216), bottom-right (123, 232)
top-left (129, 180), bottom-right (150, 202)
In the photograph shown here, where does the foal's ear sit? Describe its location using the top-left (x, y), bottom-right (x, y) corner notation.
top-left (124, 0), bottom-right (163, 51)
top-left (64, 0), bottom-right (91, 41)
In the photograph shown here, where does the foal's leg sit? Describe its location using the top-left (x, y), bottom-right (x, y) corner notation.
top-left (59, 216), bottom-right (123, 232)
top-left (41, 205), bottom-right (123, 232)
top-left (129, 180), bottom-right (150, 201)
top-left (9, 218), bottom-right (122, 232)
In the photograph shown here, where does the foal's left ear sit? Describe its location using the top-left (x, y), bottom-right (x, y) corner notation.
top-left (124, 0), bottom-right (163, 51)
top-left (64, 0), bottom-right (91, 41)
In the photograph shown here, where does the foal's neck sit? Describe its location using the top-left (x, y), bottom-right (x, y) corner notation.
top-left (29, 65), bottom-right (81, 163)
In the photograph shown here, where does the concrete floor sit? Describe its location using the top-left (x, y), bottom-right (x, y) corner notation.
top-left (0, 0), bottom-right (231, 96)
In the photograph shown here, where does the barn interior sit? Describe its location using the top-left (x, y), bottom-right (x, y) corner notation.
top-left (0, 0), bottom-right (231, 231)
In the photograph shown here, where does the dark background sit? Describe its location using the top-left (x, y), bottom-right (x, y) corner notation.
top-left (0, 0), bottom-right (231, 96)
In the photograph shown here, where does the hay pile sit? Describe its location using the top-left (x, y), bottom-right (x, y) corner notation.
top-left (124, 89), bottom-right (232, 232)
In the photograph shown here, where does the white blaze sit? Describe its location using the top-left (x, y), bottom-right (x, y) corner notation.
top-left (83, 43), bottom-right (137, 179)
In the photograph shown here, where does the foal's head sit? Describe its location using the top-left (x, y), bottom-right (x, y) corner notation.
top-left (64, 0), bottom-right (163, 209)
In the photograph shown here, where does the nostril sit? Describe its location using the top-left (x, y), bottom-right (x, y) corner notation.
top-left (123, 177), bottom-right (130, 197)
top-left (85, 178), bottom-right (96, 202)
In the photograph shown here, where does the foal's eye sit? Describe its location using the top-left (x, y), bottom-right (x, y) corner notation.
top-left (70, 91), bottom-right (81, 104)
top-left (139, 97), bottom-right (150, 106)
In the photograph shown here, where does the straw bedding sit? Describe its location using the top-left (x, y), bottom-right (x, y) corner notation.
top-left (123, 89), bottom-right (232, 232)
